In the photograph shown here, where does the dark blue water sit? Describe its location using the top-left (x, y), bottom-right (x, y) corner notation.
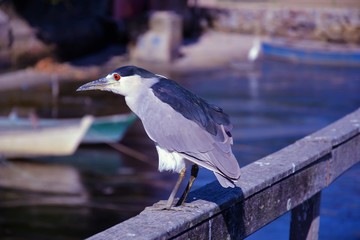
top-left (182, 60), bottom-right (360, 240)
top-left (1, 59), bottom-right (360, 239)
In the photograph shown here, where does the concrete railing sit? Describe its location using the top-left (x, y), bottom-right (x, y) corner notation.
top-left (87, 108), bottom-right (360, 240)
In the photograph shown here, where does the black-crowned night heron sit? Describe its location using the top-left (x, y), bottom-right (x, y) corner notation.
top-left (77, 66), bottom-right (241, 208)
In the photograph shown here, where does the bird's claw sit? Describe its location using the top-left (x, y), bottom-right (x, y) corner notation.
top-left (145, 199), bottom-right (184, 211)
top-left (145, 200), bottom-right (198, 212)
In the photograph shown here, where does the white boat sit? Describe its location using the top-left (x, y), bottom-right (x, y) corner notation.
top-left (0, 115), bottom-right (93, 157)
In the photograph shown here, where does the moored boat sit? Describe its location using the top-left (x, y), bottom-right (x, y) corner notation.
top-left (261, 39), bottom-right (360, 66)
top-left (82, 113), bottom-right (137, 144)
top-left (0, 115), bottom-right (93, 157)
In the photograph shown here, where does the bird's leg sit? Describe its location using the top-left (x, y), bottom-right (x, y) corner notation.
top-left (165, 167), bottom-right (186, 209)
top-left (176, 164), bottom-right (199, 206)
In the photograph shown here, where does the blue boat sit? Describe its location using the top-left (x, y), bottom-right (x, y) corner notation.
top-left (261, 39), bottom-right (360, 66)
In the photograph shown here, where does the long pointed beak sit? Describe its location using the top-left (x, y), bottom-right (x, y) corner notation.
top-left (76, 77), bottom-right (111, 92)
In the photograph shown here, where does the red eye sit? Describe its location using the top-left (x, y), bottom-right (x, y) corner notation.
top-left (113, 73), bottom-right (121, 81)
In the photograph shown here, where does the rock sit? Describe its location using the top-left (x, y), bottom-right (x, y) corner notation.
top-left (0, 9), bottom-right (11, 68)
top-left (0, 9), bottom-right (10, 49)
top-left (9, 18), bottom-right (55, 67)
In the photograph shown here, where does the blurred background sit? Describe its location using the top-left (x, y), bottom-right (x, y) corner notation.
top-left (0, 0), bottom-right (359, 239)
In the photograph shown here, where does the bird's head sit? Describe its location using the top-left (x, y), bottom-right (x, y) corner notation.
top-left (77, 66), bottom-right (159, 96)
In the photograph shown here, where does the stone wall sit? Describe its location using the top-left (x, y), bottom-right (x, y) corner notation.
top-left (204, 7), bottom-right (360, 43)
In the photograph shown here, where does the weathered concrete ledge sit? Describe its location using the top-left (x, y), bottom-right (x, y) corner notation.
top-left (86, 108), bottom-right (360, 239)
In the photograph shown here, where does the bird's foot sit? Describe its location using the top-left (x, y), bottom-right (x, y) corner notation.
top-left (148, 200), bottom-right (177, 210)
top-left (145, 200), bottom-right (197, 212)
top-left (145, 199), bottom-right (184, 211)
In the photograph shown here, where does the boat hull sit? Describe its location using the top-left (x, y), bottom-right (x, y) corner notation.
top-left (0, 116), bottom-right (93, 157)
top-left (261, 40), bottom-right (360, 66)
top-left (82, 113), bottom-right (137, 144)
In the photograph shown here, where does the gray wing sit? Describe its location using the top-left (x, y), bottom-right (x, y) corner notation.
top-left (140, 85), bottom-right (240, 182)
top-left (151, 78), bottom-right (233, 140)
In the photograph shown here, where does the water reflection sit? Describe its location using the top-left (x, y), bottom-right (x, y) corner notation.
top-left (1, 59), bottom-right (360, 239)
